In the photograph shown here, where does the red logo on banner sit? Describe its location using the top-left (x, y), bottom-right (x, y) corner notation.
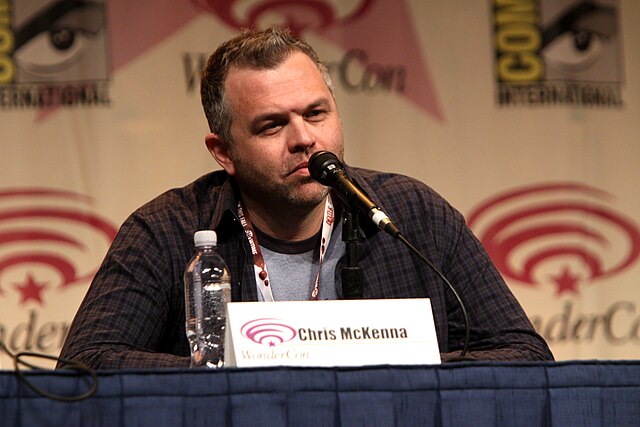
top-left (241, 318), bottom-right (297, 347)
top-left (0, 189), bottom-right (118, 305)
top-left (467, 183), bottom-right (640, 295)
top-left (192, 0), bottom-right (372, 35)
top-left (189, 0), bottom-right (444, 121)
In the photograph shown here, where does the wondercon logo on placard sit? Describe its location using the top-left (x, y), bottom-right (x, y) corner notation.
top-left (240, 318), bottom-right (297, 347)
top-left (493, 0), bottom-right (624, 107)
top-left (0, 0), bottom-right (110, 110)
top-left (467, 183), bottom-right (640, 295)
top-left (0, 188), bottom-right (117, 305)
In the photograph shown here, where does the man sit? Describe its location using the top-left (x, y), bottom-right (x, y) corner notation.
top-left (59, 27), bottom-right (553, 368)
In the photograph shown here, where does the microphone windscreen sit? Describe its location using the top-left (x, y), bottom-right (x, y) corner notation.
top-left (309, 151), bottom-right (343, 185)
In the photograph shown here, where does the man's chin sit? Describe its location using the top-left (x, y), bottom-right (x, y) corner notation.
top-left (285, 183), bottom-right (330, 207)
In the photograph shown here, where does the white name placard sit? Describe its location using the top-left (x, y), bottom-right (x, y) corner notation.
top-left (224, 298), bottom-right (441, 367)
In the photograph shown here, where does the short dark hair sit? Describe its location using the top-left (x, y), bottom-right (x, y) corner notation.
top-left (200, 27), bottom-right (332, 145)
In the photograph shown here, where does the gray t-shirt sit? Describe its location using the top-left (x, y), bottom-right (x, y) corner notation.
top-left (255, 223), bottom-right (344, 301)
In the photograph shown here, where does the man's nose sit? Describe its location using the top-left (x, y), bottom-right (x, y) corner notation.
top-left (288, 117), bottom-right (316, 152)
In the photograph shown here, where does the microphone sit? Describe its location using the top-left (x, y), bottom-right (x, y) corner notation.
top-left (309, 150), bottom-right (471, 358)
top-left (309, 151), bottom-right (400, 238)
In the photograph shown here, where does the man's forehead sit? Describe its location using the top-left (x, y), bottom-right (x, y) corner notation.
top-left (224, 53), bottom-right (331, 111)
top-left (225, 52), bottom-right (322, 86)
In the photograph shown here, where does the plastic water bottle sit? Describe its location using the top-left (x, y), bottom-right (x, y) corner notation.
top-left (184, 230), bottom-right (231, 368)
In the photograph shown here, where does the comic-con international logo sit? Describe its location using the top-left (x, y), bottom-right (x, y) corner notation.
top-left (467, 183), bottom-right (640, 295)
top-left (0, 0), bottom-right (110, 110)
top-left (493, 0), bottom-right (624, 107)
top-left (0, 188), bottom-right (117, 305)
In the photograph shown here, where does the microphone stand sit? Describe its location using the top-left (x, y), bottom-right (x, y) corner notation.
top-left (341, 208), bottom-right (364, 299)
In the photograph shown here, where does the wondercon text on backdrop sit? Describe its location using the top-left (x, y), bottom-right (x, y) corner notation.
top-left (185, 0), bottom-right (444, 121)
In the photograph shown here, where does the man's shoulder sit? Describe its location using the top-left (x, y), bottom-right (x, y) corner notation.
top-left (349, 166), bottom-right (444, 201)
top-left (133, 170), bottom-right (228, 222)
top-left (348, 165), bottom-right (463, 227)
top-left (351, 166), bottom-right (422, 184)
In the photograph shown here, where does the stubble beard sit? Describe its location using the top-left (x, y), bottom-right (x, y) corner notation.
top-left (283, 177), bottom-right (331, 210)
top-left (233, 159), bottom-right (330, 216)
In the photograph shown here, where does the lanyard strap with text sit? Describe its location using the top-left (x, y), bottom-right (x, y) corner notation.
top-left (236, 197), bottom-right (335, 301)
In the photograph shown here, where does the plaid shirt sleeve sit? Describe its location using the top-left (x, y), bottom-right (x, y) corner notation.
top-left (57, 173), bottom-right (232, 369)
top-left (349, 167), bottom-right (554, 362)
top-left (58, 207), bottom-right (191, 369)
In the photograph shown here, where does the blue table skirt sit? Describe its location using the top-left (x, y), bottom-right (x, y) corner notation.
top-left (1, 360), bottom-right (639, 426)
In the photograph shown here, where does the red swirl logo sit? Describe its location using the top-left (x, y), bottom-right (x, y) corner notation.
top-left (0, 188), bottom-right (118, 305)
top-left (241, 318), bottom-right (297, 347)
top-left (191, 0), bottom-right (373, 35)
top-left (467, 183), bottom-right (640, 295)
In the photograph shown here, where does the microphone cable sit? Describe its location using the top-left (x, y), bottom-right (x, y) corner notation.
top-left (394, 232), bottom-right (470, 358)
top-left (0, 338), bottom-right (98, 402)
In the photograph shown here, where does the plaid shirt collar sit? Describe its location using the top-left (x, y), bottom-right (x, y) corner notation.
top-left (206, 163), bottom-right (386, 242)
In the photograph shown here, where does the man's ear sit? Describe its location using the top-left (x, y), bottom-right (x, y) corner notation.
top-left (205, 133), bottom-right (235, 176)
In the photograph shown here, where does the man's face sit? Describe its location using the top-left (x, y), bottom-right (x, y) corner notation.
top-left (221, 51), bottom-right (344, 211)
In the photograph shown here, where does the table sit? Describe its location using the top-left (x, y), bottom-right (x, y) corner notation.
top-left (1, 360), bottom-right (639, 426)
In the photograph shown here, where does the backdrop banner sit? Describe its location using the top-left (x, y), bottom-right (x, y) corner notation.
top-left (1, 0), bottom-right (639, 367)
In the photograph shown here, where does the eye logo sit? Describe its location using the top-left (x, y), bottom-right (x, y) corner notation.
top-left (191, 0), bottom-right (373, 35)
top-left (241, 318), bottom-right (297, 347)
top-left (493, 0), bottom-right (624, 108)
top-left (13, 0), bottom-right (105, 79)
top-left (467, 183), bottom-right (640, 295)
top-left (10, 0), bottom-right (107, 83)
top-left (0, 188), bottom-right (118, 305)
top-left (1, 1), bottom-right (111, 112)
top-left (540, 2), bottom-right (617, 76)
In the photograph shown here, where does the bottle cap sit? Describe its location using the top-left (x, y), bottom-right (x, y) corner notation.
top-left (194, 230), bottom-right (217, 247)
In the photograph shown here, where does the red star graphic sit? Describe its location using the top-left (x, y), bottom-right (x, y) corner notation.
top-left (550, 266), bottom-right (581, 295)
top-left (14, 274), bottom-right (49, 305)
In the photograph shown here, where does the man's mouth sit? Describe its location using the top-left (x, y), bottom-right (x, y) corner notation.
top-left (289, 161), bottom-right (310, 175)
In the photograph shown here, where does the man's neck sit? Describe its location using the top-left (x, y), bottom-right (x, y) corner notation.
top-left (242, 197), bottom-right (327, 242)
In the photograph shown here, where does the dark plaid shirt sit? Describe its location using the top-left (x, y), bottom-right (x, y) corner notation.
top-left (59, 167), bottom-right (553, 368)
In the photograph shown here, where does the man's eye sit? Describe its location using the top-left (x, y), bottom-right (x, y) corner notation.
top-left (260, 122), bottom-right (282, 135)
top-left (306, 110), bottom-right (326, 121)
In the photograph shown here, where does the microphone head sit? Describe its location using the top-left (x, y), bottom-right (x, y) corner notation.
top-left (309, 151), bottom-right (344, 186)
